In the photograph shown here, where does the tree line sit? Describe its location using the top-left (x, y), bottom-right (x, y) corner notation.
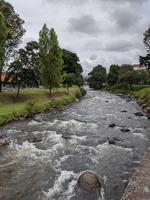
top-left (88, 26), bottom-right (150, 90)
top-left (0, 0), bottom-right (83, 97)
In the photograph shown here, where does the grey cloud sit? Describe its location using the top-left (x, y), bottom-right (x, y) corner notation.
top-left (105, 40), bottom-right (132, 52)
top-left (68, 15), bottom-right (101, 35)
top-left (84, 40), bottom-right (103, 51)
top-left (112, 9), bottom-right (141, 31)
top-left (90, 54), bottom-right (98, 60)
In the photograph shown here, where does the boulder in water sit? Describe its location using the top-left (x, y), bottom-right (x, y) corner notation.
top-left (121, 128), bottom-right (130, 132)
top-left (77, 171), bottom-right (101, 192)
top-left (0, 139), bottom-right (9, 146)
top-left (121, 110), bottom-right (127, 113)
top-left (134, 112), bottom-right (144, 117)
top-left (109, 123), bottom-right (116, 128)
top-left (107, 137), bottom-right (121, 145)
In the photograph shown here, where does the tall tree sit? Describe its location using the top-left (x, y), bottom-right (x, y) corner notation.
top-left (87, 65), bottom-right (107, 90)
top-left (143, 27), bottom-right (150, 53)
top-left (7, 41), bottom-right (40, 101)
top-left (39, 25), bottom-right (63, 96)
top-left (0, 12), bottom-right (6, 93)
top-left (62, 49), bottom-right (83, 86)
top-left (107, 64), bottom-right (120, 86)
top-left (0, 0), bottom-right (25, 62)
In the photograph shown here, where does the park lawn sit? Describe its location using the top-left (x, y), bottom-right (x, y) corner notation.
top-left (0, 86), bottom-right (81, 126)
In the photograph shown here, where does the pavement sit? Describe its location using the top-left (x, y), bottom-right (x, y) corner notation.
top-left (121, 147), bottom-right (150, 200)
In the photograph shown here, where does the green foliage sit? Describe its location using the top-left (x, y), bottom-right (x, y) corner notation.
top-left (0, 11), bottom-right (6, 92)
top-left (140, 54), bottom-right (150, 74)
top-left (62, 73), bottom-right (76, 93)
top-left (6, 41), bottom-right (39, 100)
top-left (39, 25), bottom-right (63, 96)
top-left (118, 69), bottom-right (149, 90)
top-left (143, 26), bottom-right (150, 53)
top-left (25, 101), bottom-right (36, 116)
top-left (107, 64), bottom-right (120, 86)
top-left (87, 65), bottom-right (107, 90)
top-left (62, 49), bottom-right (83, 87)
top-left (0, 0), bottom-right (25, 61)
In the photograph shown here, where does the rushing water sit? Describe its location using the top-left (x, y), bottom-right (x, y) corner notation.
top-left (0, 88), bottom-right (150, 200)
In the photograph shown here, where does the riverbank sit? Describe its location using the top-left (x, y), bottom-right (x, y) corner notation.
top-left (121, 147), bottom-right (150, 200)
top-left (109, 86), bottom-right (150, 119)
top-left (0, 86), bottom-right (84, 126)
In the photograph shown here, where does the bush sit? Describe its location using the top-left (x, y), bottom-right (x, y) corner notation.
top-left (25, 101), bottom-right (36, 116)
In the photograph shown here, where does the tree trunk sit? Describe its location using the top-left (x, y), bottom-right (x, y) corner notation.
top-left (68, 87), bottom-right (69, 94)
top-left (49, 85), bottom-right (52, 97)
top-left (129, 84), bottom-right (133, 91)
top-left (0, 71), bottom-right (2, 93)
top-left (13, 84), bottom-right (21, 103)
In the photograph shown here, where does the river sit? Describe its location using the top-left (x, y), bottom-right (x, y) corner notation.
top-left (0, 88), bottom-right (150, 200)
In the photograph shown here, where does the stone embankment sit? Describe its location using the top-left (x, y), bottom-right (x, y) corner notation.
top-left (121, 147), bottom-right (150, 200)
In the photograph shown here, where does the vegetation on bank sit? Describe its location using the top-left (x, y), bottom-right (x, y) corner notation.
top-left (0, 87), bottom-right (84, 126)
top-left (108, 85), bottom-right (150, 109)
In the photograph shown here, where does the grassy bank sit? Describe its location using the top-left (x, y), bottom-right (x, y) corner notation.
top-left (109, 85), bottom-right (150, 109)
top-left (0, 86), bottom-right (83, 126)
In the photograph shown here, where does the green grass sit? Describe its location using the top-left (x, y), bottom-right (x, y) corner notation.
top-left (109, 85), bottom-right (150, 109)
top-left (134, 87), bottom-right (150, 109)
top-left (0, 86), bottom-right (82, 126)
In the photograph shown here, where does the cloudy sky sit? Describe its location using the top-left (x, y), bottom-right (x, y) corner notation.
top-left (7, 0), bottom-right (150, 75)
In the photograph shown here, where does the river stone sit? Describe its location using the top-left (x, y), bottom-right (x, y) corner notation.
top-left (78, 171), bottom-right (101, 192)
top-left (109, 123), bottom-right (116, 128)
top-left (134, 112), bottom-right (144, 117)
top-left (121, 128), bottom-right (130, 132)
top-left (0, 139), bottom-right (9, 146)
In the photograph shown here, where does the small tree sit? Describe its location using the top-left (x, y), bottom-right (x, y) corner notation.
top-left (87, 65), bottom-right (107, 90)
top-left (0, 12), bottom-right (6, 93)
top-left (63, 73), bottom-right (75, 94)
top-left (39, 25), bottom-right (63, 96)
top-left (7, 42), bottom-right (40, 102)
top-left (107, 64), bottom-right (120, 86)
top-left (118, 70), bottom-right (142, 90)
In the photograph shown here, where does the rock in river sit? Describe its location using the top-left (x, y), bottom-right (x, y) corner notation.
top-left (134, 112), bottom-right (144, 117)
top-left (109, 123), bottom-right (116, 128)
top-left (121, 128), bottom-right (130, 132)
top-left (0, 139), bottom-right (9, 146)
top-left (78, 171), bottom-right (101, 192)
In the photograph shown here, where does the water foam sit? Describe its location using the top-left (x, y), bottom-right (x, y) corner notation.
top-left (44, 170), bottom-right (77, 200)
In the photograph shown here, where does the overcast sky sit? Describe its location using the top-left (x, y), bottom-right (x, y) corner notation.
top-left (7, 0), bottom-right (150, 75)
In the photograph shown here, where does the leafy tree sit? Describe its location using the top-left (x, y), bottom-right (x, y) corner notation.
top-left (107, 64), bottom-right (120, 86)
top-left (0, 0), bottom-right (25, 62)
top-left (6, 42), bottom-right (40, 101)
top-left (62, 73), bottom-right (76, 94)
top-left (62, 49), bottom-right (83, 86)
top-left (139, 54), bottom-right (150, 75)
top-left (0, 11), bottom-right (6, 93)
top-left (39, 25), bottom-right (63, 96)
top-left (118, 70), bottom-right (144, 90)
top-left (87, 65), bottom-right (107, 89)
top-left (143, 27), bottom-right (150, 53)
